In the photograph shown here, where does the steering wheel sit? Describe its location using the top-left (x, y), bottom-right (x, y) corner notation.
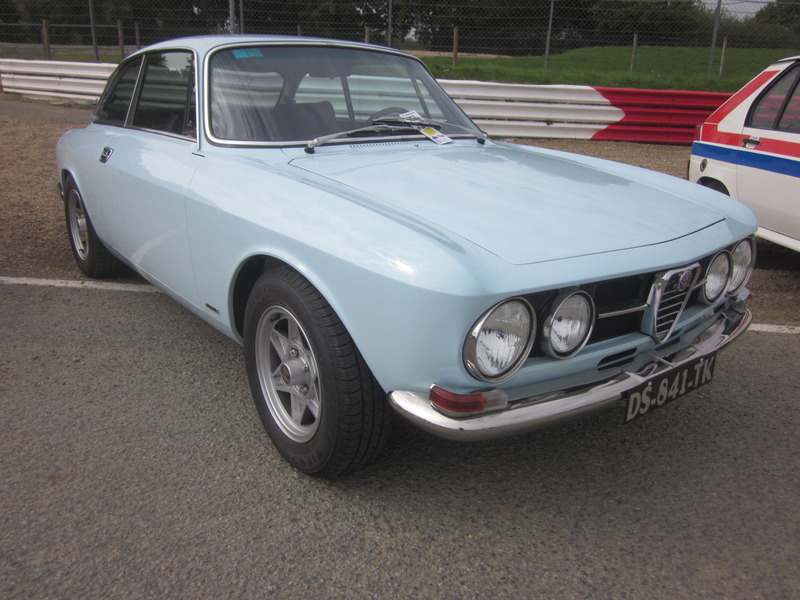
top-left (364, 107), bottom-right (412, 126)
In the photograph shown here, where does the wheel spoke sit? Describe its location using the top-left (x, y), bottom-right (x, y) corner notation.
top-left (305, 387), bottom-right (321, 420)
top-left (269, 327), bottom-right (291, 358)
top-left (290, 393), bottom-right (308, 424)
top-left (287, 319), bottom-right (301, 346)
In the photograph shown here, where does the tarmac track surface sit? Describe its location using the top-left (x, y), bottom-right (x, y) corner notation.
top-left (1, 96), bottom-right (799, 599)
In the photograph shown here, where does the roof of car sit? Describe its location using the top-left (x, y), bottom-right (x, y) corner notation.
top-left (130, 34), bottom-right (402, 59)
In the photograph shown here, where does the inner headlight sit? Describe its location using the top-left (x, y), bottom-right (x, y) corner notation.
top-left (702, 251), bottom-right (732, 304)
top-left (728, 238), bottom-right (756, 294)
top-left (464, 298), bottom-right (535, 382)
top-left (541, 290), bottom-right (595, 359)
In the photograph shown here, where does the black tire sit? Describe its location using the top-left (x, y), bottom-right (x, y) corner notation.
top-left (701, 178), bottom-right (730, 196)
top-left (243, 266), bottom-right (391, 477)
top-left (64, 176), bottom-right (122, 278)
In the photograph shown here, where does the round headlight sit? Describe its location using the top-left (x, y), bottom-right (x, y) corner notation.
top-left (728, 238), bottom-right (756, 294)
top-left (464, 298), bottom-right (535, 382)
top-left (541, 290), bottom-right (595, 359)
top-left (702, 251), bottom-right (732, 304)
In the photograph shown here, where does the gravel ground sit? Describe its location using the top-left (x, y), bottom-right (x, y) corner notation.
top-left (2, 93), bottom-right (797, 324)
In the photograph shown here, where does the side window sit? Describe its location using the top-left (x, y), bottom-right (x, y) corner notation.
top-left (777, 78), bottom-right (800, 132)
top-left (346, 72), bottom-right (445, 123)
top-left (748, 66), bottom-right (800, 131)
top-left (131, 51), bottom-right (195, 138)
top-left (296, 75), bottom-right (348, 118)
top-left (94, 57), bottom-right (142, 126)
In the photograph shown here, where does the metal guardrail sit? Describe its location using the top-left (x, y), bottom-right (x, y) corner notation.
top-left (0, 59), bottom-right (113, 101)
top-left (0, 59), bottom-right (730, 144)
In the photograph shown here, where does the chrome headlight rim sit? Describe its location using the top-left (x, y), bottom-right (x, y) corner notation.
top-left (701, 250), bottom-right (732, 304)
top-left (464, 297), bottom-right (536, 383)
top-left (541, 289), bottom-right (596, 359)
top-left (727, 237), bottom-right (756, 295)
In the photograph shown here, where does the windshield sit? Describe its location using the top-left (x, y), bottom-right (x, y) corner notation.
top-left (207, 44), bottom-right (478, 144)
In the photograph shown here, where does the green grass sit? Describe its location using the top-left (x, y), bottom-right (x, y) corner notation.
top-left (420, 46), bottom-right (800, 92)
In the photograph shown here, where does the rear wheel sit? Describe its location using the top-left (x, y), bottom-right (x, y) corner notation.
top-left (701, 178), bottom-right (730, 196)
top-left (243, 266), bottom-right (391, 477)
top-left (64, 176), bottom-right (122, 278)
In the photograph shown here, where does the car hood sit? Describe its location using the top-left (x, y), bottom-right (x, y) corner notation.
top-left (288, 141), bottom-right (726, 264)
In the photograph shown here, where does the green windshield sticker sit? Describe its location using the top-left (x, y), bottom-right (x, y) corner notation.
top-left (232, 48), bottom-right (263, 59)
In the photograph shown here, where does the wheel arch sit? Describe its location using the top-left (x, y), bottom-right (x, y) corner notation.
top-left (697, 177), bottom-right (731, 196)
top-left (231, 254), bottom-right (287, 338)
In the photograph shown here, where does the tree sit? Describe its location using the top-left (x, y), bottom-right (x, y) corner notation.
top-left (753, 0), bottom-right (800, 38)
top-left (589, 0), bottom-right (709, 47)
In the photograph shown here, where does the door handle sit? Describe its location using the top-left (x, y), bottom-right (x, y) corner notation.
top-left (99, 146), bottom-right (114, 163)
top-left (741, 137), bottom-right (761, 149)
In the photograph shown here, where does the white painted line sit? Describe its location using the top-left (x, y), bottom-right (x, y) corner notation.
top-left (0, 275), bottom-right (160, 293)
top-left (749, 323), bottom-right (800, 335)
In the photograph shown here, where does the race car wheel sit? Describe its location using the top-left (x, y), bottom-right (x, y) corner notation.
top-left (243, 266), bottom-right (391, 477)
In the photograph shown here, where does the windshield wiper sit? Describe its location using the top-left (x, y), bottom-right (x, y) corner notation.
top-left (304, 118), bottom-right (489, 153)
top-left (304, 123), bottom-right (423, 154)
top-left (371, 116), bottom-right (488, 144)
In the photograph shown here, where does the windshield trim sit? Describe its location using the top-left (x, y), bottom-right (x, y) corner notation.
top-left (206, 132), bottom-right (480, 149)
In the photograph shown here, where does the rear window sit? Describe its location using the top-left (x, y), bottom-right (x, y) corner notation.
top-left (748, 65), bottom-right (800, 131)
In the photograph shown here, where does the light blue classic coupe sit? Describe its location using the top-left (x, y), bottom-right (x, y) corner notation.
top-left (57, 35), bottom-right (758, 476)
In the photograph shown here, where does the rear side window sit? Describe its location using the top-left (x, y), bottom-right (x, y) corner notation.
top-left (94, 57), bottom-right (142, 126)
top-left (748, 65), bottom-right (800, 131)
top-left (131, 51), bottom-right (195, 138)
top-left (777, 77), bottom-right (800, 132)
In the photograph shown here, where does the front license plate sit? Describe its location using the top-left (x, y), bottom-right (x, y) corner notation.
top-left (624, 353), bottom-right (716, 423)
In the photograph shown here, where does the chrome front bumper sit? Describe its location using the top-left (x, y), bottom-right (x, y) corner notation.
top-left (389, 302), bottom-right (752, 442)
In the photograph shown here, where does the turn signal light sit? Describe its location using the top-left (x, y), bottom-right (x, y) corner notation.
top-left (430, 386), bottom-right (486, 413)
top-left (429, 386), bottom-right (509, 416)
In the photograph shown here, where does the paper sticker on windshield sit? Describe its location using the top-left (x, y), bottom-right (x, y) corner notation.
top-left (400, 110), bottom-right (423, 122)
top-left (419, 127), bottom-right (452, 145)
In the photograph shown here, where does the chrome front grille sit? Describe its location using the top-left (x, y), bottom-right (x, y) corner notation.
top-left (647, 264), bottom-right (701, 342)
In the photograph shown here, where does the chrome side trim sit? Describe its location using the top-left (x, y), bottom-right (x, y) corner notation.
top-left (389, 300), bottom-right (751, 442)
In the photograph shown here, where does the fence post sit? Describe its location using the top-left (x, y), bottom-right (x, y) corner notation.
top-left (630, 33), bottom-right (638, 73)
top-left (118, 20), bottom-right (125, 59)
top-left (364, 26), bottom-right (370, 44)
top-left (707, 0), bottom-right (722, 75)
top-left (544, 0), bottom-right (554, 70)
top-left (719, 36), bottom-right (728, 77)
top-left (41, 20), bottom-right (51, 61)
top-left (453, 27), bottom-right (459, 68)
top-left (387, 0), bottom-right (393, 47)
top-left (88, 0), bottom-right (99, 61)
top-left (297, 24), bottom-right (302, 37)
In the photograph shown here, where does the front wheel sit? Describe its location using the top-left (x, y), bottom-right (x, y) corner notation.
top-left (243, 266), bottom-right (391, 477)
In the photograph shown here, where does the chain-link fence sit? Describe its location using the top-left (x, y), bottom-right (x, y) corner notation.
top-left (1, 1), bottom-right (799, 61)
